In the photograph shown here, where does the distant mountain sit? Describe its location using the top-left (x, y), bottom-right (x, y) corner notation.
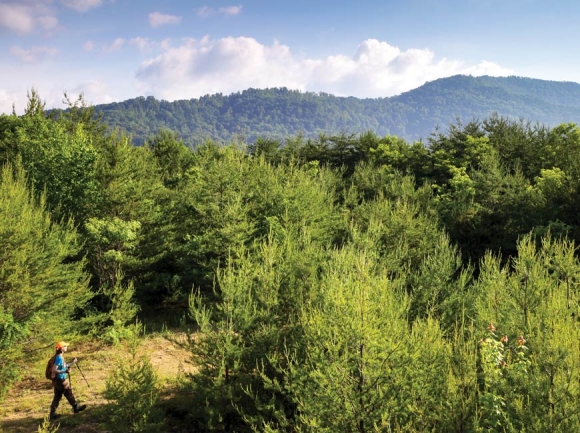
top-left (93, 75), bottom-right (580, 146)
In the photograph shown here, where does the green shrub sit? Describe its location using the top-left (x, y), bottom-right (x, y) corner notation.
top-left (104, 334), bottom-right (164, 432)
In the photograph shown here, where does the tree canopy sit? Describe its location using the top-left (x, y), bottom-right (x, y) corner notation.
top-left (3, 89), bottom-right (580, 431)
top-left (84, 75), bottom-right (580, 146)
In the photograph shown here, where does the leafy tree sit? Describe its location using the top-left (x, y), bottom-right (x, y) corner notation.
top-left (174, 142), bottom-right (256, 294)
top-left (13, 112), bottom-right (99, 222)
top-left (281, 232), bottom-right (455, 432)
top-left (435, 142), bottom-right (538, 263)
top-left (0, 163), bottom-right (91, 400)
top-left (174, 143), bottom-right (340, 296)
top-left (188, 232), bottom-right (327, 431)
top-left (367, 133), bottom-right (430, 178)
top-left (340, 170), bottom-right (472, 329)
top-left (55, 92), bottom-right (107, 138)
top-left (286, 240), bottom-right (409, 432)
top-left (83, 216), bottom-right (141, 340)
top-left (146, 130), bottom-right (194, 189)
top-left (90, 132), bottom-right (172, 309)
top-left (247, 137), bottom-right (282, 163)
top-left (0, 113), bottom-right (21, 166)
top-left (84, 217), bottom-right (142, 290)
top-left (183, 153), bottom-right (339, 430)
top-left (483, 114), bottom-right (551, 179)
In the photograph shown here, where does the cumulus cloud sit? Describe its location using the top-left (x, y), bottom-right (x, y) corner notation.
top-left (149, 12), bottom-right (182, 27)
top-left (10, 45), bottom-right (59, 63)
top-left (197, 5), bottom-right (242, 18)
top-left (136, 37), bottom-right (513, 101)
top-left (462, 60), bottom-right (513, 77)
top-left (0, 3), bottom-right (57, 34)
top-left (0, 36), bottom-right (516, 116)
top-left (60, 0), bottom-right (103, 12)
top-left (305, 40), bottom-right (470, 97)
top-left (136, 37), bottom-right (302, 99)
top-left (0, 4), bottom-right (34, 33)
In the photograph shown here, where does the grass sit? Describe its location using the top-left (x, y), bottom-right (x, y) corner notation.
top-left (0, 332), bottom-right (196, 433)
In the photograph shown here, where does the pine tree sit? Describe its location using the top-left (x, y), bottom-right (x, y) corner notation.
top-left (0, 162), bottom-right (91, 400)
top-left (285, 231), bottom-right (454, 432)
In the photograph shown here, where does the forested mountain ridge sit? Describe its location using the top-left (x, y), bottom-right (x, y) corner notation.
top-left (395, 75), bottom-right (580, 136)
top-left (92, 74), bottom-right (580, 146)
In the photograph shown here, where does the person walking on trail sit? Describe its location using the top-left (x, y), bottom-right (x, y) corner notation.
top-left (49, 341), bottom-right (87, 420)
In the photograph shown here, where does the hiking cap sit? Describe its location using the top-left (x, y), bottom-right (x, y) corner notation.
top-left (55, 341), bottom-right (69, 349)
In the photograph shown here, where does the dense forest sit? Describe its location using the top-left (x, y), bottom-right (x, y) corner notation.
top-left (2, 89), bottom-right (580, 432)
top-left (88, 75), bottom-right (580, 146)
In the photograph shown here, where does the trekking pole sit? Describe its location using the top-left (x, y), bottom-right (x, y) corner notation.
top-left (75, 362), bottom-right (98, 400)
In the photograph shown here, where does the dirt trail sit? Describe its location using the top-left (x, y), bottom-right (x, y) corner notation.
top-left (1, 334), bottom-right (196, 433)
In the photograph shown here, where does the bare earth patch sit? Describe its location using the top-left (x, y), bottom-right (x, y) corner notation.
top-left (1, 333), bottom-right (196, 433)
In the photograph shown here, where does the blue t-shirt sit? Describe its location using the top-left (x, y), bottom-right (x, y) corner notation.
top-left (53, 354), bottom-right (67, 380)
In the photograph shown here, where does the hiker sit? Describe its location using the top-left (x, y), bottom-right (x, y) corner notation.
top-left (49, 341), bottom-right (87, 420)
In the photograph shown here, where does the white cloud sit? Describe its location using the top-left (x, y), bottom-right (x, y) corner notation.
top-left (60, 0), bottom-right (103, 12)
top-left (136, 37), bottom-right (302, 99)
top-left (130, 37), bottom-right (150, 51)
top-left (64, 80), bottom-right (115, 105)
top-left (8, 84), bottom-right (111, 115)
top-left (0, 35), bottom-right (515, 116)
top-left (84, 37), bottom-right (149, 53)
top-left (135, 37), bottom-right (514, 101)
top-left (36, 15), bottom-right (59, 31)
top-left (0, 72), bottom-right (123, 115)
top-left (0, 3), bottom-right (52, 34)
top-left (149, 12), bottom-right (182, 27)
top-left (0, 1), bottom-right (102, 35)
top-left (462, 60), bottom-right (513, 77)
top-left (197, 5), bottom-right (242, 18)
top-left (10, 45), bottom-right (59, 63)
top-left (303, 40), bottom-right (469, 97)
top-left (0, 88), bottom-right (21, 115)
top-left (102, 37), bottom-right (125, 53)
top-left (196, 6), bottom-right (212, 18)
top-left (0, 5), bottom-right (33, 34)
top-left (219, 5), bottom-right (242, 16)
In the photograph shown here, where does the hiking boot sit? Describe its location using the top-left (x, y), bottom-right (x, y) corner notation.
top-left (49, 412), bottom-right (60, 420)
top-left (73, 404), bottom-right (87, 414)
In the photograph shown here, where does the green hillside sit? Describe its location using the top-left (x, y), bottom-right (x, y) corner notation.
top-left (4, 91), bottom-right (580, 431)
top-left (394, 75), bottom-right (580, 136)
top-left (92, 74), bottom-right (580, 146)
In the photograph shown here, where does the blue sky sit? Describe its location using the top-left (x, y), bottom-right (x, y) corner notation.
top-left (1, 0), bottom-right (579, 114)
